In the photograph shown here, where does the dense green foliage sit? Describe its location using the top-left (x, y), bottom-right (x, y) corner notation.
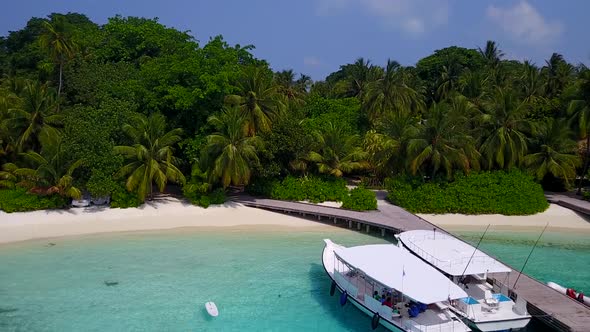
top-left (0, 188), bottom-right (67, 212)
top-left (109, 184), bottom-right (141, 208)
top-left (267, 176), bottom-right (349, 203)
top-left (248, 176), bottom-right (377, 211)
top-left (342, 187), bottom-right (377, 211)
top-left (1, 12), bottom-right (588, 214)
top-left (385, 171), bottom-right (548, 215)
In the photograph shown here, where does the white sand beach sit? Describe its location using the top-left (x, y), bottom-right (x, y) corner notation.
top-left (2, 198), bottom-right (590, 245)
top-left (0, 197), bottom-right (334, 244)
top-left (418, 203), bottom-right (590, 233)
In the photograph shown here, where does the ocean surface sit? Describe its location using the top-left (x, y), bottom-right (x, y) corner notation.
top-left (456, 230), bottom-right (590, 293)
top-left (0, 226), bottom-right (586, 331)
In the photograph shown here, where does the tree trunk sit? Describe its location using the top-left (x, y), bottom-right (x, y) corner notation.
top-left (576, 135), bottom-right (590, 195)
top-left (57, 60), bottom-right (63, 112)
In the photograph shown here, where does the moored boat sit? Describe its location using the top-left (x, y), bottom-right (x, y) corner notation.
top-left (322, 239), bottom-right (471, 332)
top-left (397, 230), bottom-right (531, 331)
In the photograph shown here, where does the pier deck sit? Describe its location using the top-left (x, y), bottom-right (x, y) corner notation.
top-left (546, 192), bottom-right (590, 216)
top-left (232, 193), bottom-right (590, 332)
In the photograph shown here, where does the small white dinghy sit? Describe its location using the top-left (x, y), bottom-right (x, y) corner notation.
top-left (205, 301), bottom-right (219, 317)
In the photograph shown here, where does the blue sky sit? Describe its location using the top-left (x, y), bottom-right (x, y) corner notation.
top-left (2, 0), bottom-right (589, 79)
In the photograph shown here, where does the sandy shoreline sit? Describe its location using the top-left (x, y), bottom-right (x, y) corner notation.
top-left (418, 204), bottom-right (590, 233)
top-left (0, 197), bottom-right (334, 245)
top-left (1, 198), bottom-right (589, 245)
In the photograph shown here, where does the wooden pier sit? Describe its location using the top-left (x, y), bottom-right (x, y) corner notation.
top-left (546, 192), bottom-right (590, 216)
top-left (232, 193), bottom-right (590, 332)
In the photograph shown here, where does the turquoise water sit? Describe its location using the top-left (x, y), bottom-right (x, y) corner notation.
top-left (0, 227), bottom-right (585, 331)
top-left (0, 229), bottom-right (392, 332)
top-left (456, 230), bottom-right (590, 294)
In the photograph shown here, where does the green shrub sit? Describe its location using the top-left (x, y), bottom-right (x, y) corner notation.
top-left (0, 188), bottom-right (68, 213)
top-left (246, 178), bottom-right (279, 197)
top-left (267, 176), bottom-right (348, 203)
top-left (110, 185), bottom-right (141, 208)
top-left (342, 187), bottom-right (377, 211)
top-left (385, 170), bottom-right (548, 215)
top-left (183, 182), bottom-right (226, 208)
top-left (583, 191), bottom-right (590, 201)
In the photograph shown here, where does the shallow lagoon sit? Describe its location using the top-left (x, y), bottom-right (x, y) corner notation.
top-left (0, 227), bottom-right (585, 331)
top-left (457, 230), bottom-right (590, 292)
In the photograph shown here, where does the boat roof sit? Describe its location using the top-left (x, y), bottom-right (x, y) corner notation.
top-left (398, 230), bottom-right (511, 276)
top-left (334, 244), bottom-right (468, 304)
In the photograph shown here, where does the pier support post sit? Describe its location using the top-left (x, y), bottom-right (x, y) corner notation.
top-left (317, 215), bottom-right (321, 220)
top-left (366, 225), bottom-right (370, 233)
top-left (381, 229), bottom-right (385, 237)
top-left (333, 217), bottom-right (337, 224)
top-left (357, 222), bottom-right (362, 230)
top-left (348, 220), bottom-right (352, 229)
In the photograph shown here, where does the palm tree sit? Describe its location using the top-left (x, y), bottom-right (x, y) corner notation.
top-left (458, 70), bottom-right (488, 109)
top-left (347, 57), bottom-right (380, 102)
top-left (12, 132), bottom-right (82, 198)
top-left (7, 81), bottom-right (61, 152)
top-left (407, 103), bottom-right (479, 178)
top-left (114, 113), bottom-right (185, 202)
top-left (307, 122), bottom-right (368, 177)
top-left (542, 53), bottom-right (573, 98)
top-left (567, 69), bottom-right (590, 193)
top-left (0, 163), bottom-right (19, 189)
top-left (203, 106), bottom-right (262, 188)
top-left (378, 109), bottom-right (420, 173)
top-left (520, 61), bottom-right (544, 103)
top-left (0, 93), bottom-right (16, 161)
top-left (274, 69), bottom-right (306, 107)
top-left (39, 16), bottom-right (77, 100)
top-left (225, 66), bottom-right (285, 135)
top-left (435, 61), bottom-right (463, 101)
top-left (295, 74), bottom-right (312, 92)
top-left (362, 130), bottom-right (399, 180)
top-left (478, 40), bottom-right (504, 68)
top-left (365, 60), bottom-right (424, 123)
top-left (479, 89), bottom-right (532, 169)
top-left (524, 118), bottom-right (580, 186)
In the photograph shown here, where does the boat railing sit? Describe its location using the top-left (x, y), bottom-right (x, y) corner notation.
top-left (403, 239), bottom-right (450, 267)
top-left (404, 237), bottom-right (499, 271)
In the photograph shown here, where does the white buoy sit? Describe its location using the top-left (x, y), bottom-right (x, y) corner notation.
top-left (547, 281), bottom-right (590, 306)
top-left (205, 301), bottom-right (219, 317)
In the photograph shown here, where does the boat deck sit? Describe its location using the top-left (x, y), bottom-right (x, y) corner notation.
top-left (232, 193), bottom-right (590, 332)
top-left (340, 272), bottom-right (468, 332)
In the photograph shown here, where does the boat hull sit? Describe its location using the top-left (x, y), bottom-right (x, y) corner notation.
top-left (470, 317), bottom-right (531, 331)
top-left (322, 240), bottom-right (405, 332)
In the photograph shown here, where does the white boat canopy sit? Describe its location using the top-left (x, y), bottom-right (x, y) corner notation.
top-left (334, 244), bottom-right (468, 304)
top-left (398, 230), bottom-right (511, 276)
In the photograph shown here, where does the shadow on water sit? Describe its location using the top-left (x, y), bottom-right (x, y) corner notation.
top-left (308, 263), bottom-right (388, 332)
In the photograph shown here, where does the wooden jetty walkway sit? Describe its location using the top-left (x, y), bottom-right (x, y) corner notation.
top-left (232, 193), bottom-right (590, 332)
top-left (546, 192), bottom-right (590, 216)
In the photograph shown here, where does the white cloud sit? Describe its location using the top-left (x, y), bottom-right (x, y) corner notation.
top-left (315, 0), bottom-right (449, 36)
top-left (486, 1), bottom-right (563, 45)
top-left (304, 56), bottom-right (321, 67)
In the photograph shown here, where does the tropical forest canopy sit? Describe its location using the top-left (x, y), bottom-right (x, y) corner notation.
top-left (0, 12), bottom-right (588, 212)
